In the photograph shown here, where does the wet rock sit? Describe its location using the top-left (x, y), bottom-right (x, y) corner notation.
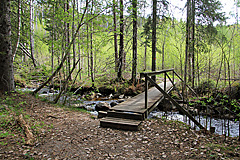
top-left (39, 88), bottom-right (49, 94)
top-left (72, 104), bottom-right (86, 109)
top-left (110, 102), bottom-right (118, 107)
top-left (117, 99), bottom-right (125, 103)
top-left (119, 95), bottom-right (124, 99)
top-left (112, 94), bottom-right (121, 99)
top-left (95, 93), bottom-right (103, 98)
top-left (95, 102), bottom-right (110, 111)
top-left (85, 105), bottom-right (95, 111)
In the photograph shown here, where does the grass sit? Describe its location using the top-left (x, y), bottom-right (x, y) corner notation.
top-left (0, 91), bottom-right (56, 144)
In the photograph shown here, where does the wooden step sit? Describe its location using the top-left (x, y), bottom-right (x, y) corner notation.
top-left (100, 117), bottom-right (142, 131)
top-left (107, 110), bottom-right (144, 120)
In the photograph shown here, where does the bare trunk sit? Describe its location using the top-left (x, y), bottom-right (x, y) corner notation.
top-left (66, 1), bottom-right (71, 80)
top-left (132, 0), bottom-right (137, 84)
top-left (30, 0), bottom-right (36, 68)
top-left (12, 0), bottom-right (21, 61)
top-left (90, 6), bottom-right (94, 87)
top-left (72, 0), bottom-right (76, 67)
top-left (113, 0), bottom-right (118, 72)
top-left (184, 0), bottom-right (191, 98)
top-left (0, 0), bottom-right (15, 92)
top-left (118, 0), bottom-right (124, 80)
top-left (144, 40), bottom-right (147, 71)
top-left (152, 0), bottom-right (157, 82)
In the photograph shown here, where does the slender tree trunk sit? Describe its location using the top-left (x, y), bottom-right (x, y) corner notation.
top-left (113, 0), bottom-right (118, 72)
top-left (152, 0), bottom-right (157, 82)
top-left (118, 0), bottom-right (124, 80)
top-left (162, 27), bottom-right (170, 70)
top-left (144, 39), bottom-right (147, 71)
top-left (12, 0), bottom-right (21, 61)
top-left (184, 0), bottom-right (191, 97)
top-left (87, 17), bottom-right (90, 77)
top-left (66, 0), bottom-right (71, 80)
top-left (30, 0), bottom-right (36, 68)
top-left (72, 0), bottom-right (76, 67)
top-left (90, 3), bottom-right (94, 87)
top-left (77, 0), bottom-right (82, 80)
top-left (51, 0), bottom-right (55, 86)
top-left (132, 0), bottom-right (137, 84)
top-left (191, 0), bottom-right (195, 88)
top-left (0, 0), bottom-right (15, 92)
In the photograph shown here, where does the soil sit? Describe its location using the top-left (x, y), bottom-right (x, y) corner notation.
top-left (0, 92), bottom-right (240, 160)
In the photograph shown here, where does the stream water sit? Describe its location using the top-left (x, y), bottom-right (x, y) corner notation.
top-left (19, 88), bottom-right (239, 137)
top-left (148, 110), bottom-right (239, 137)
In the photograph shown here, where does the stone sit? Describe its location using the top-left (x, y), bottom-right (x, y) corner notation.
top-left (117, 99), bottom-right (125, 103)
top-left (110, 101), bottom-right (118, 107)
top-left (95, 102), bottom-right (110, 111)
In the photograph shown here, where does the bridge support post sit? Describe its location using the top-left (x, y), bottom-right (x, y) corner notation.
top-left (145, 74), bottom-right (148, 110)
top-left (164, 72), bottom-right (166, 91)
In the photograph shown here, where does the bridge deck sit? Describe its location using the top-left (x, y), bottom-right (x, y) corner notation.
top-left (111, 81), bottom-right (174, 115)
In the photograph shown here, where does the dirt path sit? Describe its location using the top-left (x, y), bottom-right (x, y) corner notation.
top-left (0, 92), bottom-right (239, 159)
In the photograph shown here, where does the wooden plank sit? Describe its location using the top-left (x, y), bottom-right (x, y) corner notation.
top-left (101, 117), bottom-right (141, 125)
top-left (111, 81), bottom-right (173, 114)
top-left (107, 111), bottom-right (144, 120)
top-left (100, 117), bottom-right (141, 131)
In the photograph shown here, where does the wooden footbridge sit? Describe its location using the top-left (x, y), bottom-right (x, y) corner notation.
top-left (100, 69), bottom-right (205, 131)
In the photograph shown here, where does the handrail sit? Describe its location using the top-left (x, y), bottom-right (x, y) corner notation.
top-left (140, 68), bottom-right (174, 78)
top-left (140, 69), bottom-right (205, 130)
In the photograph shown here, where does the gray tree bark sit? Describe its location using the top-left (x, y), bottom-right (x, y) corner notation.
top-left (118, 0), bottom-right (124, 80)
top-left (113, 0), bottom-right (118, 72)
top-left (132, 0), bottom-right (137, 84)
top-left (0, 0), bottom-right (15, 92)
top-left (152, 0), bottom-right (157, 82)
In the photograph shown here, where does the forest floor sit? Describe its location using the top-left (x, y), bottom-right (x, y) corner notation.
top-left (0, 91), bottom-right (240, 160)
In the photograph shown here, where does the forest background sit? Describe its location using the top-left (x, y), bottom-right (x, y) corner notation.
top-left (8, 0), bottom-right (240, 99)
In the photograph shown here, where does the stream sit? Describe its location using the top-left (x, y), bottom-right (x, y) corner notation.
top-left (148, 110), bottom-right (239, 137)
top-left (19, 87), bottom-right (240, 137)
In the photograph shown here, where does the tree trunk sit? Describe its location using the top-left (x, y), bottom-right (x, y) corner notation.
top-left (90, 3), bottom-right (94, 87)
top-left (144, 40), bottom-right (147, 71)
top-left (30, 0), bottom-right (36, 68)
top-left (152, 0), bottom-right (157, 82)
top-left (132, 0), bottom-right (137, 84)
top-left (0, 0), bottom-right (15, 92)
top-left (72, 0), bottom-right (76, 67)
top-left (87, 17), bottom-right (90, 77)
top-left (118, 0), bottom-right (124, 80)
top-left (12, 0), bottom-right (21, 62)
top-left (191, 0), bottom-right (195, 88)
top-left (184, 0), bottom-right (191, 98)
top-left (66, 0), bottom-right (71, 80)
top-left (162, 27), bottom-right (170, 70)
top-left (113, 0), bottom-right (118, 72)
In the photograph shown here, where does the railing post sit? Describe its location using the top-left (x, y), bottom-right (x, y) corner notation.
top-left (173, 70), bottom-right (174, 85)
top-left (145, 74), bottom-right (148, 109)
top-left (164, 72), bottom-right (166, 91)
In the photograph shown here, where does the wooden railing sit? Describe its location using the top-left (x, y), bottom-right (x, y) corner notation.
top-left (140, 69), bottom-right (205, 130)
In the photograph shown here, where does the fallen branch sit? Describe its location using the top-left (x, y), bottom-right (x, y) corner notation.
top-left (17, 114), bottom-right (34, 145)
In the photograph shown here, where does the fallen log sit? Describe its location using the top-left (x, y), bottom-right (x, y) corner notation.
top-left (17, 114), bottom-right (34, 145)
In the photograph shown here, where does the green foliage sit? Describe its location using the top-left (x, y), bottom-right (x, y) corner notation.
top-left (0, 131), bottom-right (14, 138)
